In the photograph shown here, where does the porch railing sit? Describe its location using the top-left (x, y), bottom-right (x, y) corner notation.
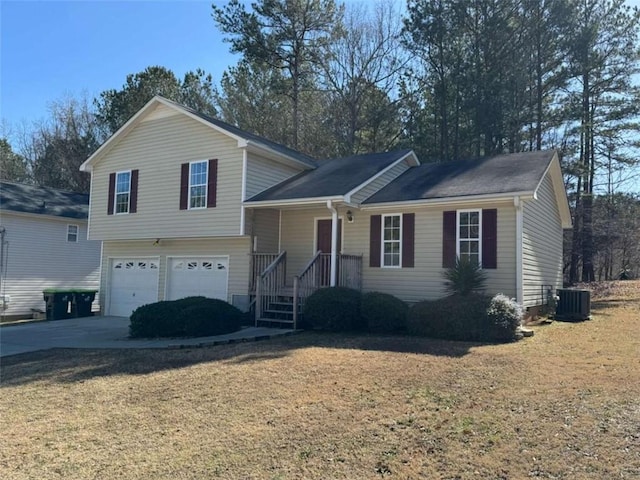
top-left (255, 251), bottom-right (287, 326)
top-left (250, 253), bottom-right (280, 294)
top-left (338, 254), bottom-right (363, 291)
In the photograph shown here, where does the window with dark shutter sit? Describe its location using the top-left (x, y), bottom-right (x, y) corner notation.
top-left (129, 169), bottom-right (139, 213)
top-left (179, 163), bottom-right (189, 210)
top-left (482, 208), bottom-right (497, 269)
top-left (207, 159), bottom-right (217, 208)
top-left (402, 213), bottom-right (415, 268)
top-left (369, 215), bottom-right (381, 267)
top-left (107, 173), bottom-right (116, 215)
top-left (442, 211), bottom-right (456, 268)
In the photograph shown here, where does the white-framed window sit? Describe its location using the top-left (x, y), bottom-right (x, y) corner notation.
top-left (67, 224), bottom-right (79, 242)
top-left (457, 210), bottom-right (481, 266)
top-left (382, 214), bottom-right (402, 267)
top-left (115, 171), bottom-right (131, 214)
top-left (189, 160), bottom-right (208, 209)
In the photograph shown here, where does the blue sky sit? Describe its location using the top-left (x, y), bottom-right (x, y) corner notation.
top-left (1, 0), bottom-right (238, 134)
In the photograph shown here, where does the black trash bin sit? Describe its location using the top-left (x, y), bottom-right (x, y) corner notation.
top-left (43, 290), bottom-right (73, 320)
top-left (72, 290), bottom-right (97, 318)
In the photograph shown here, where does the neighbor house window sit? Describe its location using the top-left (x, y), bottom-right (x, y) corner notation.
top-left (67, 224), bottom-right (78, 242)
top-left (457, 210), bottom-right (481, 265)
top-left (382, 214), bottom-right (402, 267)
top-left (115, 171), bottom-right (131, 214)
top-left (189, 161), bottom-right (208, 209)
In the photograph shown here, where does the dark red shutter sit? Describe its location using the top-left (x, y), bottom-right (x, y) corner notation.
top-left (107, 173), bottom-right (115, 215)
top-left (207, 159), bottom-right (218, 208)
top-left (442, 210), bottom-right (456, 268)
top-left (180, 163), bottom-right (189, 210)
top-left (402, 213), bottom-right (415, 268)
top-left (369, 215), bottom-right (381, 267)
top-left (482, 208), bottom-right (497, 269)
top-left (129, 169), bottom-right (139, 213)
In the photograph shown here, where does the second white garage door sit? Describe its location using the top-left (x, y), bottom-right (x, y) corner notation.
top-left (166, 257), bottom-right (229, 301)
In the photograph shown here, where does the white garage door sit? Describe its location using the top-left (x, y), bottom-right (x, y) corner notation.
top-left (167, 257), bottom-right (229, 301)
top-left (109, 258), bottom-right (159, 317)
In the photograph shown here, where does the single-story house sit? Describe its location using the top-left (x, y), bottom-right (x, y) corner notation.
top-left (0, 182), bottom-right (101, 320)
top-left (79, 96), bottom-right (571, 326)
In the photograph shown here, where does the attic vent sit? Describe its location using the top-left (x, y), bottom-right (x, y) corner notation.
top-left (555, 289), bottom-right (591, 321)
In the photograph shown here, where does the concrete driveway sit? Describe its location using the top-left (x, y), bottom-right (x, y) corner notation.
top-left (0, 316), bottom-right (294, 358)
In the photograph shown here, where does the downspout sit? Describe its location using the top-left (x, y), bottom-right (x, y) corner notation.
top-left (514, 196), bottom-right (524, 305)
top-left (326, 200), bottom-right (338, 287)
top-left (240, 149), bottom-right (247, 236)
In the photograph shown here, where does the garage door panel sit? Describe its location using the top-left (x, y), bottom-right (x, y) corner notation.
top-left (167, 257), bottom-right (228, 301)
top-left (109, 258), bottom-right (159, 317)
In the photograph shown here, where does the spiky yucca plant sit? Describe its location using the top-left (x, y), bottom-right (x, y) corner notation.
top-left (443, 256), bottom-right (487, 296)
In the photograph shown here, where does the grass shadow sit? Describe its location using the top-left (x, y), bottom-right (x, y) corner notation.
top-left (0, 331), bottom-right (479, 387)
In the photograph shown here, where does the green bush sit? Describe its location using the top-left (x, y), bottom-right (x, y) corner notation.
top-left (361, 292), bottom-right (408, 333)
top-left (407, 293), bottom-right (522, 342)
top-left (486, 294), bottom-right (523, 341)
top-left (129, 297), bottom-right (242, 338)
top-left (180, 299), bottom-right (242, 337)
top-left (129, 301), bottom-right (182, 338)
top-left (408, 294), bottom-right (491, 341)
top-left (303, 287), bottom-right (362, 331)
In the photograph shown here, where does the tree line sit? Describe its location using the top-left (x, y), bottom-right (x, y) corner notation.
top-left (1, 0), bottom-right (639, 282)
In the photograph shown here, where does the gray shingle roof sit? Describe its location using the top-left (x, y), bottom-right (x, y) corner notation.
top-left (247, 149), bottom-right (414, 202)
top-left (1, 182), bottom-right (89, 219)
top-left (162, 98), bottom-right (317, 168)
top-left (364, 150), bottom-right (556, 204)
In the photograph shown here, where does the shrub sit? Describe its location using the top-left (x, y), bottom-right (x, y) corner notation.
top-left (361, 292), bottom-right (408, 333)
top-left (180, 299), bottom-right (242, 337)
top-left (303, 287), bottom-right (362, 331)
top-left (129, 297), bottom-right (242, 338)
top-left (129, 301), bottom-right (182, 338)
top-left (408, 293), bottom-right (523, 342)
top-left (408, 294), bottom-right (491, 341)
top-left (443, 257), bottom-right (487, 296)
top-left (486, 294), bottom-right (523, 341)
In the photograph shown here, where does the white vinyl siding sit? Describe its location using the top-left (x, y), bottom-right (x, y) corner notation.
top-left (0, 213), bottom-right (101, 317)
top-left (522, 173), bottom-right (564, 307)
top-left (99, 237), bottom-right (252, 312)
top-left (348, 203), bottom-right (517, 303)
top-left (350, 161), bottom-right (411, 204)
top-left (88, 107), bottom-right (244, 240)
top-left (250, 209), bottom-right (280, 252)
top-left (245, 153), bottom-right (302, 199)
top-left (279, 207), bottom-right (332, 284)
top-left (277, 202), bottom-right (515, 302)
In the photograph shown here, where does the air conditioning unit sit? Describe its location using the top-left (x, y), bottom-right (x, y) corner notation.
top-left (555, 289), bottom-right (591, 321)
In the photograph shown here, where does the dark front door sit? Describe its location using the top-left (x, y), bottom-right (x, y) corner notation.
top-left (316, 219), bottom-right (342, 286)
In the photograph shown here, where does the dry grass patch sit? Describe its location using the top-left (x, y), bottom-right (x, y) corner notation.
top-left (1, 281), bottom-right (639, 479)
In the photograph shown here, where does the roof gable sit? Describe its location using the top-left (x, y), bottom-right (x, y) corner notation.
top-left (0, 182), bottom-right (89, 220)
top-left (80, 96), bottom-right (316, 172)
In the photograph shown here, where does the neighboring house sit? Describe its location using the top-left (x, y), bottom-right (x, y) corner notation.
top-left (0, 182), bottom-right (101, 319)
top-left (80, 96), bottom-right (571, 326)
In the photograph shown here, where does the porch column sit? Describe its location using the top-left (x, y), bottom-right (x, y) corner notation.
top-left (327, 200), bottom-right (338, 286)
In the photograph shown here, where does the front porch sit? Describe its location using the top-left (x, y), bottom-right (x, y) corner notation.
top-left (250, 251), bottom-right (362, 329)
